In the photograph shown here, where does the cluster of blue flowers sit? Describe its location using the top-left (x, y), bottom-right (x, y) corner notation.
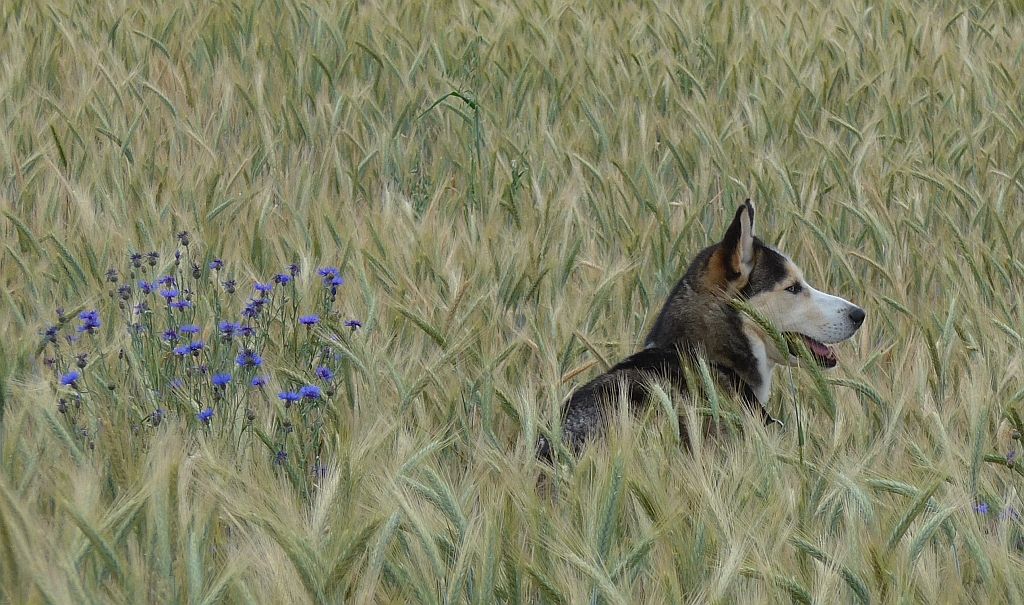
top-left (40, 233), bottom-right (362, 477)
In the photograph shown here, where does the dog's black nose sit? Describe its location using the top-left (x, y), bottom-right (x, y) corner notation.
top-left (849, 306), bottom-right (865, 327)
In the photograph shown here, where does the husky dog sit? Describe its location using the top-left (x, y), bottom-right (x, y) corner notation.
top-left (537, 200), bottom-right (865, 460)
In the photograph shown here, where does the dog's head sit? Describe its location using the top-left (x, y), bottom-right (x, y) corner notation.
top-left (712, 200), bottom-right (865, 369)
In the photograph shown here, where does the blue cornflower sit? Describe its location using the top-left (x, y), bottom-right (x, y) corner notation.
top-left (212, 373), bottom-right (232, 388)
top-left (345, 319), bottom-right (362, 329)
top-left (287, 264), bottom-right (300, 277)
top-left (170, 300), bottom-right (192, 310)
top-left (177, 231), bottom-right (190, 246)
top-left (218, 321), bottom-right (240, 342)
top-left (254, 282), bottom-right (273, 294)
top-left (973, 503), bottom-right (990, 514)
top-left (42, 324), bottom-right (59, 344)
top-left (275, 450), bottom-right (288, 465)
top-left (60, 371), bottom-right (81, 388)
top-left (179, 324), bottom-right (201, 334)
top-left (241, 298), bottom-right (265, 319)
top-left (146, 251), bottom-right (160, 266)
top-left (299, 385), bottom-right (321, 400)
top-left (157, 275), bottom-right (176, 287)
top-left (168, 378), bottom-right (184, 390)
top-left (237, 325), bottom-right (256, 338)
top-left (129, 252), bottom-right (144, 268)
top-left (134, 301), bottom-right (149, 315)
top-left (175, 341), bottom-right (205, 356)
top-left (209, 259), bottom-right (224, 271)
top-left (329, 275), bottom-right (344, 296)
top-left (139, 280), bottom-right (155, 294)
top-left (317, 267), bottom-right (339, 284)
top-left (236, 349), bottom-right (263, 368)
top-left (315, 366), bottom-right (334, 382)
top-left (299, 315), bottom-right (319, 327)
top-left (160, 288), bottom-right (179, 301)
top-left (77, 310), bottom-right (101, 334)
top-left (273, 273), bottom-right (291, 285)
top-left (150, 409), bottom-right (166, 425)
top-left (278, 391), bottom-right (301, 406)
top-left (221, 279), bottom-right (236, 293)
top-left (197, 408), bottom-right (214, 424)
top-left (251, 375), bottom-right (268, 388)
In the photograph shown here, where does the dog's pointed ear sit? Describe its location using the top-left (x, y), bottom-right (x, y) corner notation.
top-left (719, 200), bottom-right (755, 280)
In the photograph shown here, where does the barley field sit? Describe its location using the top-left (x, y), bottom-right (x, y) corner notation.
top-left (2, 0), bottom-right (1024, 602)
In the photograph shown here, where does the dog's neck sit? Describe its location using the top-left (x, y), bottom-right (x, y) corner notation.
top-left (709, 359), bottom-right (772, 406)
top-left (645, 338), bottom-right (775, 408)
top-left (709, 361), bottom-right (781, 426)
top-left (646, 335), bottom-right (776, 409)
top-left (645, 282), bottom-right (776, 407)
top-left (738, 328), bottom-right (775, 405)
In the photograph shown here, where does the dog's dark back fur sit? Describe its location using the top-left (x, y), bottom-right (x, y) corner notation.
top-left (535, 346), bottom-right (769, 461)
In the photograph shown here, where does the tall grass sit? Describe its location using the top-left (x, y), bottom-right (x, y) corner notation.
top-left (3, 0), bottom-right (1024, 601)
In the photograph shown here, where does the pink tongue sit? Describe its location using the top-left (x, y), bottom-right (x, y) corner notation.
top-left (804, 336), bottom-right (834, 358)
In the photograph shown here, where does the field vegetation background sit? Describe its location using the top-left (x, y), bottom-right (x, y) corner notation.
top-left (3, 0), bottom-right (1024, 602)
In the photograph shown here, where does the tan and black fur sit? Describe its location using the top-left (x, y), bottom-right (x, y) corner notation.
top-left (537, 200), bottom-right (865, 461)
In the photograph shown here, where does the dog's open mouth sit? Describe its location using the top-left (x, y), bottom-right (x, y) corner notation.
top-left (786, 334), bottom-right (837, 368)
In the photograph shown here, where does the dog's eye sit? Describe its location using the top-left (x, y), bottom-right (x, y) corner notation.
top-left (785, 283), bottom-right (803, 294)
